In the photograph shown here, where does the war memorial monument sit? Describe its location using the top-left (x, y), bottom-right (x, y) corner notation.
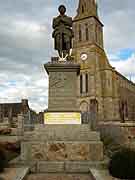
top-left (20, 4), bottom-right (103, 174)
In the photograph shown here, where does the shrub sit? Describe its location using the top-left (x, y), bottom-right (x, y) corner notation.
top-left (0, 148), bottom-right (7, 173)
top-left (6, 142), bottom-right (20, 153)
top-left (109, 148), bottom-right (135, 179)
top-left (0, 142), bottom-right (20, 162)
top-left (101, 135), bottom-right (122, 158)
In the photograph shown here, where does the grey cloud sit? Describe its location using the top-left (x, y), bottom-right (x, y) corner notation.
top-left (0, 0), bottom-right (53, 20)
top-left (98, 0), bottom-right (135, 53)
top-left (99, 0), bottom-right (134, 15)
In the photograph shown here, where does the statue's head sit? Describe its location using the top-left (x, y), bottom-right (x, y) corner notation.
top-left (58, 5), bottom-right (66, 15)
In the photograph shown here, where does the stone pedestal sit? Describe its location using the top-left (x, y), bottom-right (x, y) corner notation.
top-left (44, 62), bottom-right (80, 112)
top-left (21, 125), bottom-right (104, 173)
top-left (44, 61), bottom-right (81, 124)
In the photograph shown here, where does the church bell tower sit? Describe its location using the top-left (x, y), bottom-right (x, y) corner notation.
top-left (72, 0), bottom-right (114, 121)
top-left (73, 0), bottom-right (104, 56)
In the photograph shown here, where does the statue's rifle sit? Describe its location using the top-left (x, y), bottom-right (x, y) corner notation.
top-left (59, 18), bottom-right (68, 61)
top-left (60, 27), bottom-right (64, 60)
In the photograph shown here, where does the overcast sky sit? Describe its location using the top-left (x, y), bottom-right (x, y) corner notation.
top-left (0, 0), bottom-right (135, 112)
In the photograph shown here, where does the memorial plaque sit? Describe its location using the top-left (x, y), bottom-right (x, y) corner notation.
top-left (44, 112), bottom-right (81, 124)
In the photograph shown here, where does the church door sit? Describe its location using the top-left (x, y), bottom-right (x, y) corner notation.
top-left (90, 99), bottom-right (98, 130)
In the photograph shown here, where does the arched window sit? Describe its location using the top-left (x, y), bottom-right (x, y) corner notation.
top-left (95, 25), bottom-right (98, 43)
top-left (79, 25), bottom-right (82, 41)
top-left (90, 99), bottom-right (98, 113)
top-left (125, 101), bottom-right (128, 119)
top-left (85, 73), bottom-right (88, 93)
top-left (85, 24), bottom-right (89, 41)
top-left (80, 101), bottom-right (88, 113)
top-left (82, 5), bottom-right (84, 13)
top-left (80, 74), bottom-right (83, 94)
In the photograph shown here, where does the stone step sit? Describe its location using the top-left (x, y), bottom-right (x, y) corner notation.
top-left (24, 125), bottom-right (100, 141)
top-left (90, 168), bottom-right (115, 180)
top-left (19, 161), bottom-right (105, 174)
top-left (14, 167), bottom-right (30, 180)
top-left (26, 173), bottom-right (93, 180)
top-left (35, 161), bottom-right (106, 173)
top-left (35, 124), bottom-right (91, 131)
top-left (23, 132), bottom-right (100, 141)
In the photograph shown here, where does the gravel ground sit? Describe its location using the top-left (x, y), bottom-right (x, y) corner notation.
top-left (0, 168), bottom-right (19, 180)
top-left (0, 167), bottom-right (29, 180)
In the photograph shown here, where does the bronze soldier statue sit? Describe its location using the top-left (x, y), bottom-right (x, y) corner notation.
top-left (52, 5), bottom-right (74, 59)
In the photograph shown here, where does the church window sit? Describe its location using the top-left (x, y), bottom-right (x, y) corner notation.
top-left (85, 73), bottom-right (88, 93)
top-left (95, 25), bottom-right (98, 43)
top-left (80, 74), bottom-right (83, 94)
top-left (125, 101), bottom-right (128, 118)
top-left (108, 79), bottom-right (110, 86)
top-left (82, 5), bottom-right (84, 13)
top-left (79, 25), bottom-right (82, 41)
top-left (99, 27), bottom-right (102, 46)
top-left (85, 24), bottom-right (89, 41)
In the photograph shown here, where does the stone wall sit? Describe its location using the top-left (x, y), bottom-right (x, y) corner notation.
top-left (98, 122), bottom-right (135, 147)
top-left (119, 86), bottom-right (135, 121)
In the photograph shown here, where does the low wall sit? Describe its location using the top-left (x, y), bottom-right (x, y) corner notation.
top-left (90, 168), bottom-right (120, 180)
top-left (98, 122), bottom-right (135, 147)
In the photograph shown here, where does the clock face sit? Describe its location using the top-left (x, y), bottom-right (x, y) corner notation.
top-left (80, 53), bottom-right (88, 61)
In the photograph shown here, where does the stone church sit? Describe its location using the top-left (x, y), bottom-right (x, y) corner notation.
top-left (72, 0), bottom-right (135, 122)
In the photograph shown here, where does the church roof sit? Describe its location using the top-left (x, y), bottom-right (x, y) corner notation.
top-left (74, 0), bottom-right (98, 20)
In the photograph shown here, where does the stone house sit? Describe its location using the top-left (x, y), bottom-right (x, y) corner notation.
top-left (72, 0), bottom-right (135, 122)
top-left (0, 99), bottom-right (35, 127)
